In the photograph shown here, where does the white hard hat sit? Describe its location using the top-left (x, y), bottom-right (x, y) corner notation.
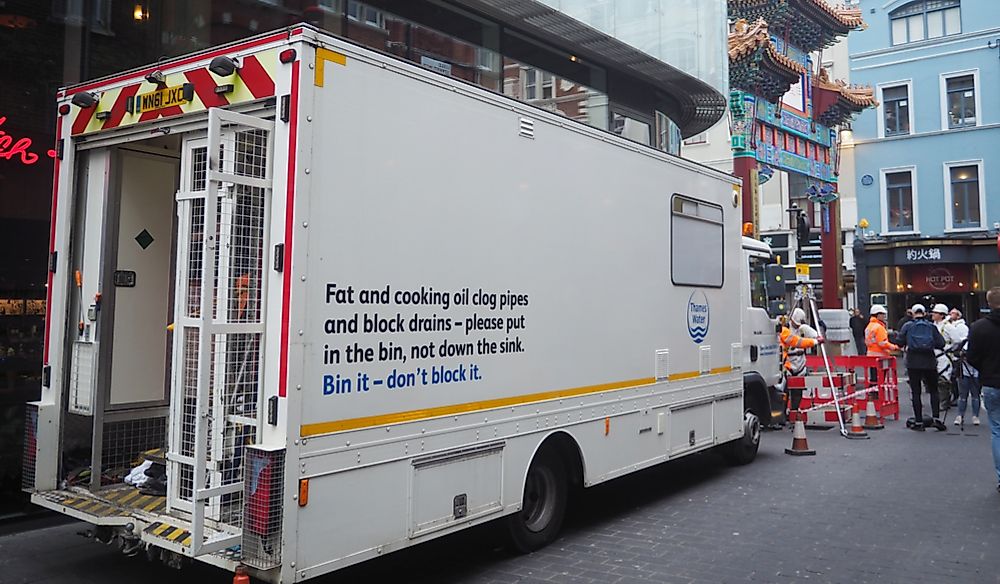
top-left (790, 307), bottom-right (807, 324)
top-left (870, 304), bottom-right (887, 316)
top-left (931, 303), bottom-right (949, 314)
top-left (911, 303), bottom-right (926, 314)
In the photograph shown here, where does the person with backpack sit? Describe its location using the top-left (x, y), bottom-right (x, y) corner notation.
top-left (897, 304), bottom-right (946, 431)
top-left (965, 287), bottom-right (1000, 493)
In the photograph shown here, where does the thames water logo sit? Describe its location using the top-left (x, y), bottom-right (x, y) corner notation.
top-left (687, 291), bottom-right (710, 344)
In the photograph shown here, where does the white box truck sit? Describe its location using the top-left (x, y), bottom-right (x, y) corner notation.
top-left (24, 24), bottom-right (784, 582)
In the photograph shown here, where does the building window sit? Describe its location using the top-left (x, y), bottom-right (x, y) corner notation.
top-left (347, 0), bottom-right (383, 28)
top-left (890, 0), bottom-right (960, 45)
top-left (944, 74), bottom-right (977, 128)
top-left (541, 73), bottom-right (554, 100)
top-left (885, 171), bottom-right (915, 232)
top-left (523, 67), bottom-right (538, 100)
top-left (655, 111), bottom-right (681, 155)
top-left (882, 85), bottom-right (910, 136)
top-left (611, 110), bottom-right (651, 146)
top-left (683, 132), bottom-right (707, 146)
top-left (947, 163), bottom-right (982, 229)
top-left (521, 68), bottom-right (554, 101)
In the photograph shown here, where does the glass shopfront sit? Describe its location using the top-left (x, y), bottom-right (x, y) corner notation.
top-left (867, 262), bottom-right (999, 325)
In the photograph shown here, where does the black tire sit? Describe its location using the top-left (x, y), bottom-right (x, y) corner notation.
top-left (505, 448), bottom-right (568, 553)
top-left (722, 410), bottom-right (761, 466)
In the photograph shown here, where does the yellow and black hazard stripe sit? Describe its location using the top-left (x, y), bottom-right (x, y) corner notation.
top-left (55, 495), bottom-right (121, 518)
top-left (145, 522), bottom-right (193, 548)
top-left (43, 488), bottom-right (167, 516)
top-left (101, 488), bottom-right (168, 513)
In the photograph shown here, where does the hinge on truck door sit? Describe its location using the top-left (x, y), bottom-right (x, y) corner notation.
top-left (267, 395), bottom-right (278, 425)
top-left (280, 95), bottom-right (290, 123)
top-left (273, 243), bottom-right (284, 272)
top-left (48, 251), bottom-right (57, 273)
top-left (56, 139), bottom-right (65, 160)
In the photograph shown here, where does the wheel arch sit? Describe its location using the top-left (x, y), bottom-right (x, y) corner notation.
top-left (519, 430), bottom-right (586, 494)
top-left (743, 372), bottom-right (773, 425)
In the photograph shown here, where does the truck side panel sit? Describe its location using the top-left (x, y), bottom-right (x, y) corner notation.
top-left (294, 41), bottom-right (743, 433)
top-left (284, 37), bottom-right (745, 579)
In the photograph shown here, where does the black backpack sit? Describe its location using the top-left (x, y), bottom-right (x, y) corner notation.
top-left (906, 320), bottom-right (936, 352)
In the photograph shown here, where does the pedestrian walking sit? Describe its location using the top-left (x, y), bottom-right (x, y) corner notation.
top-left (898, 304), bottom-right (946, 431)
top-left (849, 308), bottom-right (866, 356)
top-left (946, 308), bottom-right (978, 426)
top-left (965, 287), bottom-right (1000, 493)
top-left (952, 339), bottom-right (980, 427)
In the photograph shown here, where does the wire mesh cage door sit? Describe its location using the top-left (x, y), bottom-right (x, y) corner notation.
top-left (168, 108), bottom-right (274, 556)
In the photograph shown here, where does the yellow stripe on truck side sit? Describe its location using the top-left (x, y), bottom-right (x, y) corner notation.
top-left (301, 367), bottom-right (736, 437)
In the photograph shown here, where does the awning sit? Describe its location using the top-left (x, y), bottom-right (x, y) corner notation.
top-left (449, 0), bottom-right (727, 137)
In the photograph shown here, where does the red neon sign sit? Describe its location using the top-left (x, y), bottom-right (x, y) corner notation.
top-left (0, 116), bottom-right (56, 165)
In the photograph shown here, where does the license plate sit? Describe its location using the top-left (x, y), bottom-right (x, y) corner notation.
top-left (134, 84), bottom-right (193, 114)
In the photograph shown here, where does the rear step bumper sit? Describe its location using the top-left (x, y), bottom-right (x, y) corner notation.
top-left (31, 486), bottom-right (242, 567)
top-left (32, 485), bottom-right (165, 526)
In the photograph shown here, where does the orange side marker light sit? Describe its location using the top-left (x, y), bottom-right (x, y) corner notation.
top-left (298, 478), bottom-right (309, 507)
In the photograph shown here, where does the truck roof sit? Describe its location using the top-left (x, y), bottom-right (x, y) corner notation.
top-left (741, 237), bottom-right (773, 255)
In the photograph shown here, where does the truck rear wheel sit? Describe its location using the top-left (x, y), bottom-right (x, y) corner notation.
top-left (722, 410), bottom-right (761, 466)
top-left (505, 448), bottom-right (568, 553)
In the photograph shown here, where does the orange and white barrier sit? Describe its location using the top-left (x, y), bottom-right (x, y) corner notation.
top-left (787, 372), bottom-right (856, 428)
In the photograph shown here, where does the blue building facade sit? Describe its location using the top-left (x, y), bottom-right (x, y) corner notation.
top-left (849, 0), bottom-right (1000, 322)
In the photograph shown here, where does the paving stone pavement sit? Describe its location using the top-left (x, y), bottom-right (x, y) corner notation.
top-left (2, 385), bottom-right (998, 584)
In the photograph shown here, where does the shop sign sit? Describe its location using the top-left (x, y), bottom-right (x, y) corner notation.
top-left (754, 141), bottom-right (834, 181)
top-left (0, 116), bottom-right (55, 166)
top-left (904, 247), bottom-right (941, 262)
top-left (904, 264), bottom-right (972, 293)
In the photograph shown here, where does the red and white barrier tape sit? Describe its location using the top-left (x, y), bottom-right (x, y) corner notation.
top-left (795, 387), bottom-right (880, 414)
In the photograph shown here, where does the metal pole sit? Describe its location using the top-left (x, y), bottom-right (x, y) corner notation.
top-left (803, 284), bottom-right (848, 436)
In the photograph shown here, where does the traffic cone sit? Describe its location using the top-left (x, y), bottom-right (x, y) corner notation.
top-left (846, 405), bottom-right (869, 439)
top-left (784, 411), bottom-right (816, 456)
top-left (233, 566), bottom-right (250, 584)
top-left (863, 393), bottom-right (884, 430)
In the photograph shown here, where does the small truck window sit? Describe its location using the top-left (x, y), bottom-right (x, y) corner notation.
top-left (671, 194), bottom-right (723, 287)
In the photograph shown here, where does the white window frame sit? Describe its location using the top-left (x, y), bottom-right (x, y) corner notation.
top-left (683, 132), bottom-right (708, 146)
top-left (879, 165), bottom-right (920, 236)
top-left (942, 159), bottom-right (986, 232)
top-left (938, 69), bottom-right (981, 131)
top-left (346, 1), bottom-right (384, 28)
top-left (889, 0), bottom-right (961, 45)
top-left (876, 80), bottom-right (914, 139)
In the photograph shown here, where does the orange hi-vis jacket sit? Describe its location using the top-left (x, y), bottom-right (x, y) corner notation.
top-left (780, 326), bottom-right (819, 375)
top-left (865, 317), bottom-right (898, 356)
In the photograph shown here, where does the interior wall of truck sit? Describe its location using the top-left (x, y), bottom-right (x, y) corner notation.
top-left (60, 134), bottom-right (181, 492)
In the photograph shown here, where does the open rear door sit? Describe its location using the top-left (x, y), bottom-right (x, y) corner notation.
top-left (168, 108), bottom-right (274, 555)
